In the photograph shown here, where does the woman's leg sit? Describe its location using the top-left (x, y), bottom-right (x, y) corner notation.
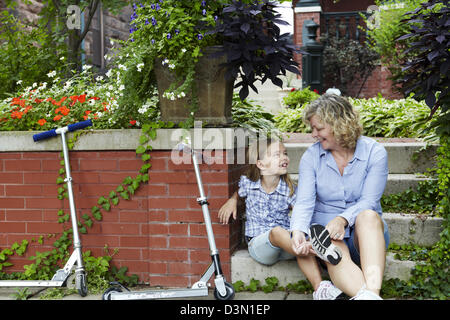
top-left (353, 209), bottom-right (386, 295)
top-left (325, 240), bottom-right (366, 297)
top-left (269, 226), bottom-right (323, 290)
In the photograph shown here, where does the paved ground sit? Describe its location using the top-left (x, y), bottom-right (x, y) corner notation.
top-left (0, 285), bottom-right (312, 300)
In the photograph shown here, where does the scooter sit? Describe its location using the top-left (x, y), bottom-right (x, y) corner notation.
top-left (102, 138), bottom-right (235, 300)
top-left (0, 119), bottom-right (93, 297)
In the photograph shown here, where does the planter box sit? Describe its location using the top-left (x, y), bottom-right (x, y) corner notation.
top-left (154, 46), bottom-right (234, 126)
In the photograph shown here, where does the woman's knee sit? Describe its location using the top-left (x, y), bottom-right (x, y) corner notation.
top-left (355, 209), bottom-right (383, 231)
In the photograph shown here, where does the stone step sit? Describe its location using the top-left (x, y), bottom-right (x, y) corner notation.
top-left (289, 173), bottom-right (435, 195)
top-left (231, 250), bottom-right (416, 286)
top-left (231, 212), bottom-right (443, 286)
top-left (285, 142), bottom-right (437, 174)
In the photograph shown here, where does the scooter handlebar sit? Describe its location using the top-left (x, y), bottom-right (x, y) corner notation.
top-left (33, 129), bottom-right (57, 142)
top-left (33, 119), bottom-right (93, 142)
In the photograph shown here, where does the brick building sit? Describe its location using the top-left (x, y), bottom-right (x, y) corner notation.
top-left (292, 0), bottom-right (402, 99)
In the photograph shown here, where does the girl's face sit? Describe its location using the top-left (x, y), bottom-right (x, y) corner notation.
top-left (257, 142), bottom-right (289, 176)
top-left (309, 115), bottom-right (337, 151)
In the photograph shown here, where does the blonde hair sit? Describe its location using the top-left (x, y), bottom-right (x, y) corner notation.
top-left (303, 94), bottom-right (362, 150)
top-left (245, 138), bottom-right (296, 196)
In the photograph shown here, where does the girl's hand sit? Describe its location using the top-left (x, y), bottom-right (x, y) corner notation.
top-left (291, 230), bottom-right (314, 256)
top-left (218, 197), bottom-right (238, 224)
top-left (326, 216), bottom-right (347, 241)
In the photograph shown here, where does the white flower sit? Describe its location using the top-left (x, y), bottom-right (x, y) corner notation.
top-left (118, 85), bottom-right (125, 91)
top-left (106, 69), bottom-right (113, 78)
top-left (32, 83), bottom-right (37, 88)
top-left (47, 70), bottom-right (56, 78)
top-left (60, 56), bottom-right (65, 60)
top-left (136, 63), bottom-right (144, 72)
top-left (181, 48), bottom-right (187, 53)
top-left (40, 82), bottom-right (47, 89)
top-left (16, 80), bottom-right (22, 85)
top-left (168, 64), bottom-right (175, 69)
top-left (96, 76), bottom-right (104, 81)
top-left (82, 64), bottom-right (92, 71)
top-left (162, 59), bottom-right (169, 66)
top-left (118, 64), bottom-right (127, 71)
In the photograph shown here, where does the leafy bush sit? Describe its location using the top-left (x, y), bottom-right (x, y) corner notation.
top-left (282, 87), bottom-right (320, 109)
top-left (350, 96), bottom-right (438, 141)
top-left (0, 7), bottom-right (67, 100)
top-left (364, 0), bottom-right (424, 84)
top-left (322, 36), bottom-right (380, 97)
top-left (0, 67), bottom-right (159, 131)
top-left (231, 94), bottom-right (277, 134)
top-left (274, 94), bottom-right (437, 140)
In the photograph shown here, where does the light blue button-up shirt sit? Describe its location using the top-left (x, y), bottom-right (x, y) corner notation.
top-left (290, 136), bottom-right (388, 238)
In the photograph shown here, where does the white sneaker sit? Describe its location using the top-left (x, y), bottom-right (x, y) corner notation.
top-left (310, 224), bottom-right (342, 265)
top-left (313, 280), bottom-right (343, 300)
top-left (351, 287), bottom-right (383, 300)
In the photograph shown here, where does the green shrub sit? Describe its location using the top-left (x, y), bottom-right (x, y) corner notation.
top-left (282, 87), bottom-right (320, 109)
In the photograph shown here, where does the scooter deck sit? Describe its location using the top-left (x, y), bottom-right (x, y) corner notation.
top-left (0, 280), bottom-right (64, 287)
top-left (108, 287), bottom-right (209, 300)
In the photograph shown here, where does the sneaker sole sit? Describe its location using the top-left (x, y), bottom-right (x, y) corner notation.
top-left (310, 224), bottom-right (342, 265)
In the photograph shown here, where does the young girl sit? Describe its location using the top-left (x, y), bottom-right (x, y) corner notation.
top-left (218, 138), bottom-right (343, 300)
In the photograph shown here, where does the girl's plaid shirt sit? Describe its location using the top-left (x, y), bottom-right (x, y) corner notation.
top-left (238, 175), bottom-right (297, 238)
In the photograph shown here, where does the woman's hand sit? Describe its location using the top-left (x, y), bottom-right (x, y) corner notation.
top-left (326, 216), bottom-right (348, 241)
top-left (291, 230), bottom-right (315, 256)
top-left (218, 196), bottom-right (238, 224)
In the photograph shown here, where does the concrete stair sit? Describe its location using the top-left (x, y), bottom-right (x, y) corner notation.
top-left (231, 140), bottom-right (442, 288)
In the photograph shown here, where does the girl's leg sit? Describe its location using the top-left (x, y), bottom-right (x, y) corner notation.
top-left (353, 210), bottom-right (386, 295)
top-left (325, 240), bottom-right (366, 297)
top-left (269, 226), bottom-right (322, 290)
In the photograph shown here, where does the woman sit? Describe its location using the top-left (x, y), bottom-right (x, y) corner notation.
top-left (290, 94), bottom-right (390, 300)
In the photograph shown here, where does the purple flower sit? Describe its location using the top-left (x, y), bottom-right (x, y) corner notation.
top-left (175, 29), bottom-right (180, 35)
top-left (145, 19), bottom-right (149, 25)
top-left (201, 1), bottom-right (206, 6)
top-left (197, 33), bottom-right (203, 40)
top-left (152, 17), bottom-right (157, 26)
top-left (202, 9), bottom-right (206, 15)
top-left (167, 33), bottom-right (172, 39)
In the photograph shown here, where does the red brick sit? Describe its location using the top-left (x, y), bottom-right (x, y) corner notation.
top-left (5, 160), bottom-right (41, 171)
top-left (120, 211), bottom-right (148, 223)
top-left (147, 249), bottom-right (188, 261)
top-left (79, 159), bottom-right (118, 171)
top-left (5, 185), bottom-right (42, 197)
top-left (168, 210), bottom-right (204, 223)
top-left (0, 172), bottom-right (23, 184)
top-left (0, 198), bottom-right (25, 209)
top-left (120, 236), bottom-right (148, 247)
top-left (148, 236), bottom-right (168, 248)
top-left (5, 209), bottom-right (42, 221)
top-left (100, 222), bottom-right (140, 235)
top-left (149, 275), bottom-right (189, 287)
top-left (26, 198), bottom-right (63, 209)
top-left (148, 198), bottom-right (190, 210)
top-left (24, 172), bottom-right (57, 184)
top-left (0, 222), bottom-right (26, 233)
top-left (147, 224), bottom-right (169, 235)
top-left (26, 222), bottom-right (61, 234)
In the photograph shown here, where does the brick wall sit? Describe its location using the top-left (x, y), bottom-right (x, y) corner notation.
top-left (0, 130), bottom-right (245, 287)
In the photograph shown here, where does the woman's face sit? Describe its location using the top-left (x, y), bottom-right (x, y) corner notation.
top-left (309, 115), bottom-right (338, 151)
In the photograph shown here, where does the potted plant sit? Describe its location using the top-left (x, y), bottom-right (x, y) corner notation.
top-left (127, 0), bottom-right (300, 126)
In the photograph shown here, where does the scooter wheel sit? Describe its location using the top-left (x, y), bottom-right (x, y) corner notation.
top-left (76, 271), bottom-right (88, 297)
top-left (102, 287), bottom-right (122, 300)
top-left (214, 282), bottom-right (235, 300)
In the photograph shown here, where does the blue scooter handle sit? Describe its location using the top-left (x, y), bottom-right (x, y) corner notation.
top-left (33, 119), bottom-right (93, 142)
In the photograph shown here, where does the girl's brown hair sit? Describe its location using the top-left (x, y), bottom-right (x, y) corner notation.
top-left (245, 138), bottom-right (296, 196)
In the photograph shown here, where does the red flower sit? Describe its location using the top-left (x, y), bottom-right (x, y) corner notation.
top-left (313, 89), bottom-right (319, 94)
top-left (38, 119), bottom-right (47, 126)
top-left (290, 88), bottom-right (296, 92)
top-left (53, 114), bottom-right (63, 121)
top-left (11, 111), bottom-right (23, 119)
top-left (10, 97), bottom-right (26, 107)
top-left (129, 120), bottom-right (137, 126)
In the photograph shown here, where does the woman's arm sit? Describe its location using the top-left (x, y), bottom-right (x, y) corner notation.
top-left (290, 147), bottom-right (317, 236)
